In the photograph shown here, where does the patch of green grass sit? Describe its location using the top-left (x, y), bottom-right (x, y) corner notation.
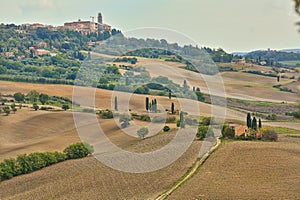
top-left (233, 98), bottom-right (280, 106)
top-left (286, 135), bottom-right (300, 138)
top-left (279, 60), bottom-right (300, 66)
top-left (267, 126), bottom-right (300, 134)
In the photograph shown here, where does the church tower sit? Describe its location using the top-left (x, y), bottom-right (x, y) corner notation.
top-left (98, 12), bottom-right (103, 24)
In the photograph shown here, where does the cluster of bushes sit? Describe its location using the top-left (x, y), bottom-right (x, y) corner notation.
top-left (131, 113), bottom-right (151, 122)
top-left (266, 114), bottom-right (277, 121)
top-left (114, 57), bottom-right (137, 64)
top-left (247, 70), bottom-right (277, 77)
top-left (261, 128), bottom-right (278, 141)
top-left (196, 126), bottom-right (214, 140)
top-left (273, 85), bottom-right (294, 93)
top-left (285, 111), bottom-right (300, 118)
top-left (151, 116), bottom-right (176, 124)
top-left (98, 109), bottom-right (114, 119)
top-left (0, 142), bottom-right (94, 182)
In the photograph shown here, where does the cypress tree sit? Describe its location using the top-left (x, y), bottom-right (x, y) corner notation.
top-left (258, 118), bottom-right (262, 129)
top-left (154, 99), bottom-right (157, 113)
top-left (252, 117), bottom-right (257, 131)
top-left (146, 97), bottom-right (149, 111)
top-left (169, 91), bottom-right (172, 100)
top-left (114, 96), bottom-right (118, 111)
top-left (247, 113), bottom-right (252, 128)
top-left (180, 111), bottom-right (185, 128)
top-left (171, 102), bottom-right (175, 114)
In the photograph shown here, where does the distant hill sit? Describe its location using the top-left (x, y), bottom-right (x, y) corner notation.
top-left (279, 49), bottom-right (300, 53)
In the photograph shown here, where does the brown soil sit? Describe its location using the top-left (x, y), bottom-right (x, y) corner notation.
top-left (0, 135), bottom-right (202, 200)
top-left (167, 141), bottom-right (300, 200)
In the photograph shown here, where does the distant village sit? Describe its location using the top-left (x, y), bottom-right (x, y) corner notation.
top-left (1, 12), bottom-right (112, 58)
top-left (20, 12), bottom-right (111, 34)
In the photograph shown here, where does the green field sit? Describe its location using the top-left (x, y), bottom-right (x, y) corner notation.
top-left (279, 60), bottom-right (300, 66)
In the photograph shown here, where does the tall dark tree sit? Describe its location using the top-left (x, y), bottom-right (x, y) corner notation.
top-left (171, 102), bottom-right (175, 114)
top-left (259, 118), bottom-right (262, 129)
top-left (145, 97), bottom-right (149, 111)
top-left (153, 99), bottom-right (157, 113)
top-left (247, 113), bottom-right (252, 128)
top-left (183, 80), bottom-right (189, 93)
top-left (180, 111), bottom-right (185, 128)
top-left (169, 91), bottom-right (172, 100)
top-left (252, 117), bottom-right (257, 131)
top-left (277, 76), bottom-right (280, 82)
top-left (114, 96), bottom-right (118, 111)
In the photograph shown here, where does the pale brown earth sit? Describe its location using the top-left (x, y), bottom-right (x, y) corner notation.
top-left (167, 141), bottom-right (300, 200)
top-left (0, 133), bottom-right (203, 200)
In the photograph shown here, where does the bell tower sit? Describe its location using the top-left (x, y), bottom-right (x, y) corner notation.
top-left (98, 12), bottom-right (103, 24)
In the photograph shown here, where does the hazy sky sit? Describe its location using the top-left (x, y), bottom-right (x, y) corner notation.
top-left (0, 0), bottom-right (299, 52)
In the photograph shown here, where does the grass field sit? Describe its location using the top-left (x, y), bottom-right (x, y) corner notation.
top-left (279, 60), bottom-right (300, 66)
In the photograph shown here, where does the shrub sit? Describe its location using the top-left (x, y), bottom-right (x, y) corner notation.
top-left (222, 125), bottom-right (235, 139)
top-left (119, 114), bottom-right (131, 128)
top-left (137, 127), bottom-right (149, 139)
top-left (266, 114), bottom-right (277, 121)
top-left (166, 116), bottom-right (176, 123)
top-left (185, 117), bottom-right (198, 125)
top-left (98, 109), bottom-right (113, 119)
top-left (131, 113), bottom-right (151, 122)
top-left (261, 128), bottom-right (278, 141)
top-left (152, 116), bottom-right (166, 123)
top-left (200, 117), bottom-right (211, 126)
top-left (0, 158), bottom-right (20, 181)
top-left (63, 142), bottom-right (94, 159)
top-left (163, 126), bottom-right (170, 132)
top-left (196, 126), bottom-right (214, 140)
top-left (82, 108), bottom-right (94, 113)
top-left (176, 120), bottom-right (180, 127)
top-left (17, 154), bottom-right (33, 174)
top-left (33, 103), bottom-right (39, 111)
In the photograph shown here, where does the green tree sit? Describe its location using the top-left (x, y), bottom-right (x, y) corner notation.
top-left (62, 104), bottom-right (69, 111)
top-left (146, 97), bottom-right (149, 111)
top-left (119, 114), bottom-right (131, 128)
top-left (27, 90), bottom-right (39, 102)
top-left (63, 142), bottom-right (94, 159)
top-left (39, 93), bottom-right (49, 105)
top-left (137, 127), bottom-right (149, 139)
top-left (222, 125), bottom-right (235, 139)
top-left (3, 106), bottom-right (10, 116)
top-left (0, 65), bottom-right (7, 74)
top-left (252, 117), bottom-right (257, 131)
top-left (33, 103), bottom-right (39, 111)
top-left (195, 88), bottom-right (204, 102)
top-left (14, 92), bottom-right (25, 102)
top-left (171, 102), bottom-right (175, 114)
top-left (247, 113), bottom-right (252, 128)
top-left (10, 103), bottom-right (16, 114)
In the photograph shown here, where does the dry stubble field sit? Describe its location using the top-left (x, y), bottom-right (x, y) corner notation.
top-left (167, 141), bottom-right (300, 200)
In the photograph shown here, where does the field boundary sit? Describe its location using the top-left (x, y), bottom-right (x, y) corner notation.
top-left (155, 137), bottom-right (222, 200)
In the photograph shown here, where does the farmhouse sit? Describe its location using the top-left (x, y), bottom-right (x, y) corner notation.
top-left (228, 124), bottom-right (249, 137)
